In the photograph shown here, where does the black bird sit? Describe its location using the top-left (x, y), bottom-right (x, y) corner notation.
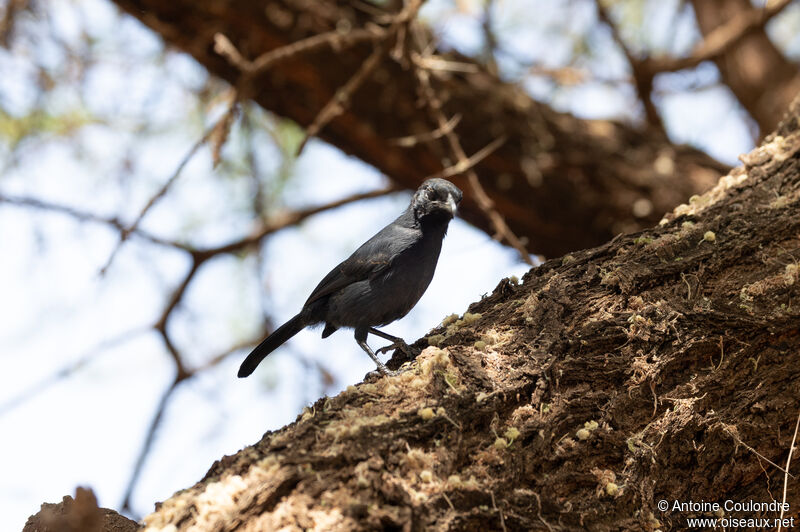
top-left (238, 178), bottom-right (463, 378)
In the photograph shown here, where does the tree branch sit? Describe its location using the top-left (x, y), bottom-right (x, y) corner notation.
top-left (214, 27), bottom-right (386, 76)
top-left (120, 379), bottom-right (181, 515)
top-left (112, 0), bottom-right (729, 257)
top-left (0, 327), bottom-right (148, 416)
top-left (646, 0), bottom-right (795, 74)
top-left (0, 193), bottom-right (187, 250)
top-left (594, 0), bottom-right (665, 133)
top-left (99, 94), bottom-right (240, 275)
top-left (411, 35), bottom-right (533, 265)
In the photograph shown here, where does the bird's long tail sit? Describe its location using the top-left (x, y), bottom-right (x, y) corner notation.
top-left (238, 314), bottom-right (306, 378)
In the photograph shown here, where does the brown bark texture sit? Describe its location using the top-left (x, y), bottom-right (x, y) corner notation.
top-left (110, 0), bottom-right (727, 258)
top-left (89, 97), bottom-right (800, 531)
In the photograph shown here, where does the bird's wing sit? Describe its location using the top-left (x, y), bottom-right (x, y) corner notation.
top-left (304, 221), bottom-right (418, 306)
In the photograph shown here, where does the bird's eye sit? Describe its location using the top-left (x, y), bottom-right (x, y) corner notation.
top-left (426, 188), bottom-right (437, 200)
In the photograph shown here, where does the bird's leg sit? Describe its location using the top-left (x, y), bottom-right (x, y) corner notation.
top-left (355, 328), bottom-right (397, 376)
top-left (369, 327), bottom-right (417, 358)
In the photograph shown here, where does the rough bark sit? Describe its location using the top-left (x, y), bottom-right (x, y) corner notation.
top-left (90, 97), bottom-right (799, 531)
top-left (691, 0), bottom-right (800, 137)
top-left (109, 0), bottom-right (727, 257)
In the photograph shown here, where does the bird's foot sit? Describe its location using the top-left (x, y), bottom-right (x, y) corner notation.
top-left (376, 338), bottom-right (417, 358)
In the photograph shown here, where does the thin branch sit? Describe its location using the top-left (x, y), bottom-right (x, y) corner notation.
top-left (481, 0), bottom-right (499, 76)
top-left (295, 40), bottom-right (389, 155)
top-left (646, 0), bottom-right (795, 74)
top-left (295, 0), bottom-right (424, 155)
top-left (414, 55), bottom-right (480, 74)
top-left (241, 108), bottom-right (267, 220)
top-left (0, 185), bottom-right (399, 268)
top-left (0, 327), bottom-right (148, 416)
top-left (198, 185), bottom-right (400, 256)
top-left (214, 27), bottom-right (386, 76)
top-left (153, 259), bottom-right (206, 380)
top-left (209, 99), bottom-right (239, 168)
top-left (411, 45), bottom-right (533, 265)
top-left (424, 135), bottom-right (507, 181)
top-left (778, 410), bottom-right (800, 530)
top-left (99, 95), bottom-right (239, 275)
top-left (0, 193), bottom-right (187, 251)
top-left (120, 378), bottom-right (182, 516)
top-left (390, 113), bottom-right (462, 147)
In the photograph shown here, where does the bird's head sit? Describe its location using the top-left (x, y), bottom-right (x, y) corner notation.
top-left (412, 178), bottom-right (463, 223)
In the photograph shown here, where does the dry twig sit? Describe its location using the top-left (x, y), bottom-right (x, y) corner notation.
top-left (121, 380), bottom-right (181, 514)
top-left (295, 41), bottom-right (389, 155)
top-left (214, 27), bottom-right (385, 75)
top-left (424, 135), bottom-right (507, 181)
top-left (99, 95), bottom-right (239, 275)
top-left (295, 0), bottom-right (424, 155)
top-left (390, 114), bottom-right (462, 147)
top-left (411, 47), bottom-right (532, 265)
top-left (0, 193), bottom-right (183, 250)
top-left (778, 410), bottom-right (800, 530)
top-left (0, 327), bottom-right (148, 416)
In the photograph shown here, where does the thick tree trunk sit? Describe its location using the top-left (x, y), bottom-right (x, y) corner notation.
top-left (87, 97), bottom-right (797, 531)
top-left (110, 0), bottom-right (727, 257)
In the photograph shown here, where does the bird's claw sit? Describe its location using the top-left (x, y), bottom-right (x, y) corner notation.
top-left (376, 339), bottom-right (415, 356)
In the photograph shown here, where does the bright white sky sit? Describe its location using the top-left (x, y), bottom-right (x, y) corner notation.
top-left (1, 0), bottom-right (798, 529)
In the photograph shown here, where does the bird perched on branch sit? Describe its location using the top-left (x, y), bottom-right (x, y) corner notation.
top-left (238, 178), bottom-right (462, 378)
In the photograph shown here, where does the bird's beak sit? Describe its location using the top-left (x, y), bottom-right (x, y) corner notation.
top-left (446, 193), bottom-right (458, 216)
